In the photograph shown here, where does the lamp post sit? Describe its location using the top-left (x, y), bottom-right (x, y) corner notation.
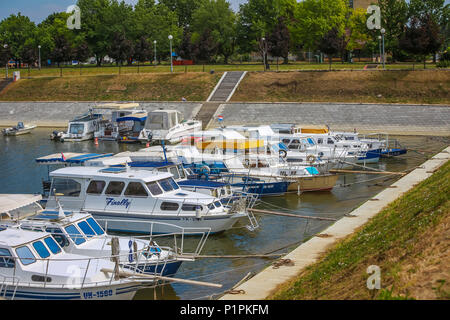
top-left (378, 36), bottom-right (382, 65)
top-left (153, 40), bottom-right (157, 66)
top-left (38, 45), bottom-right (41, 70)
top-left (380, 28), bottom-right (386, 70)
top-left (261, 37), bottom-right (266, 72)
top-left (3, 44), bottom-right (8, 79)
top-left (168, 35), bottom-right (173, 73)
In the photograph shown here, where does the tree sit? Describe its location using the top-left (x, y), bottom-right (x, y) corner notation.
top-left (160, 0), bottom-right (207, 29)
top-left (0, 44), bottom-right (11, 68)
top-left (289, 0), bottom-right (347, 63)
top-left (109, 32), bottom-right (134, 66)
top-left (236, 0), bottom-right (296, 65)
top-left (399, 14), bottom-right (443, 69)
top-left (0, 13), bottom-right (36, 68)
top-left (318, 27), bottom-right (341, 70)
top-left (51, 34), bottom-right (73, 68)
top-left (190, 0), bottom-right (236, 63)
top-left (267, 17), bottom-right (290, 65)
top-left (377, 0), bottom-right (409, 61)
top-left (21, 43), bottom-right (37, 77)
top-left (134, 36), bottom-right (151, 71)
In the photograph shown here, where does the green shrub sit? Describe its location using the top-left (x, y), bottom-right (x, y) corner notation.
top-left (437, 60), bottom-right (450, 68)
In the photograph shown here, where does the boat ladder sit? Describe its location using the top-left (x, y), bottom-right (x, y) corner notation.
top-left (245, 194), bottom-right (260, 231)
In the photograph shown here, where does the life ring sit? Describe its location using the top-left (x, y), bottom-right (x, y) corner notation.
top-left (306, 155), bottom-right (316, 164)
top-left (279, 150), bottom-right (287, 159)
top-left (198, 165), bottom-right (211, 180)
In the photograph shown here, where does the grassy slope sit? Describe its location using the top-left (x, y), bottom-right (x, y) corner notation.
top-left (270, 160), bottom-right (450, 300)
top-left (232, 71), bottom-right (450, 105)
top-left (0, 72), bottom-right (221, 102)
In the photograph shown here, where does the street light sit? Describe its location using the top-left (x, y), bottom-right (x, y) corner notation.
top-left (153, 40), bottom-right (157, 66)
top-left (380, 28), bottom-right (386, 70)
top-left (168, 35), bottom-right (173, 73)
top-left (3, 44), bottom-right (8, 79)
top-left (261, 37), bottom-right (266, 72)
top-left (38, 45), bottom-right (41, 70)
top-left (378, 36), bottom-right (382, 65)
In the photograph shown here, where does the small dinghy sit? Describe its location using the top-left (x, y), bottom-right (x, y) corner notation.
top-left (2, 122), bottom-right (36, 136)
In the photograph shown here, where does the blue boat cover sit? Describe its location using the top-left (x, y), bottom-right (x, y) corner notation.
top-left (130, 161), bottom-right (178, 168)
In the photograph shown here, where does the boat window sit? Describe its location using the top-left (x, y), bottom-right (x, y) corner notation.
top-left (307, 138), bottom-right (315, 145)
top-left (214, 201), bottom-right (222, 208)
top-left (44, 237), bottom-right (62, 255)
top-left (207, 203), bottom-right (215, 211)
top-left (178, 166), bottom-right (186, 179)
top-left (170, 112), bottom-right (177, 127)
top-left (148, 113), bottom-right (164, 130)
top-left (345, 136), bottom-right (354, 140)
top-left (212, 189), bottom-right (218, 198)
top-left (317, 138), bottom-right (323, 144)
top-left (169, 167), bottom-right (180, 180)
top-left (32, 241), bottom-right (51, 259)
top-left (45, 227), bottom-right (69, 247)
top-left (159, 178), bottom-right (175, 192)
top-left (64, 224), bottom-right (86, 245)
top-left (146, 182), bottom-right (163, 196)
top-left (51, 178), bottom-right (81, 197)
top-left (0, 248), bottom-right (14, 268)
top-left (158, 168), bottom-right (169, 173)
top-left (124, 182), bottom-right (148, 197)
top-left (160, 202), bottom-right (179, 211)
top-left (77, 221), bottom-right (96, 238)
top-left (105, 181), bottom-right (125, 196)
top-left (15, 246), bottom-right (36, 266)
top-left (181, 204), bottom-right (202, 211)
top-left (168, 178), bottom-right (180, 190)
top-left (327, 138), bottom-right (334, 145)
top-left (86, 180), bottom-right (106, 195)
top-left (86, 218), bottom-right (105, 236)
top-left (69, 123), bottom-right (85, 135)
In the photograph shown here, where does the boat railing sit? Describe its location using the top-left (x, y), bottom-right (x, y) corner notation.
top-left (97, 218), bottom-right (210, 258)
top-left (0, 249), bottom-right (159, 292)
top-left (0, 274), bottom-right (19, 300)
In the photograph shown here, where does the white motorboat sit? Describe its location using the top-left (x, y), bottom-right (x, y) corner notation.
top-left (2, 122), bottom-right (36, 136)
top-left (138, 109), bottom-right (202, 145)
top-left (92, 103), bottom-right (145, 141)
top-left (43, 166), bottom-right (251, 234)
top-left (56, 110), bottom-right (104, 142)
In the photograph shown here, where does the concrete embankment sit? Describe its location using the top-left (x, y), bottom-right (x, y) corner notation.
top-left (210, 102), bottom-right (450, 136)
top-left (220, 146), bottom-right (450, 300)
top-left (0, 101), bottom-right (449, 135)
top-left (0, 102), bottom-right (202, 127)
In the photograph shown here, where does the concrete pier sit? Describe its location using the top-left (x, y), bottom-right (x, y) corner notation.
top-left (220, 146), bottom-right (450, 300)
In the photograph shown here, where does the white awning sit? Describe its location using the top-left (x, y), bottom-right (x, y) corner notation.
top-left (0, 194), bottom-right (42, 213)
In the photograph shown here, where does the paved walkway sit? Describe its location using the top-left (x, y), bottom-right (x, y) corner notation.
top-left (220, 146), bottom-right (450, 300)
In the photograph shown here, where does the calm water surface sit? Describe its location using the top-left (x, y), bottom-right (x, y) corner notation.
top-left (0, 129), bottom-right (448, 300)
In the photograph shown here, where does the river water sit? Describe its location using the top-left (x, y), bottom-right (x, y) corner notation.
top-left (0, 129), bottom-right (448, 300)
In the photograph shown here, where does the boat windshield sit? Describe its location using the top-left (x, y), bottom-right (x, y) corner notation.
top-left (146, 182), bottom-right (163, 196)
top-left (69, 123), bottom-right (85, 135)
top-left (32, 240), bottom-right (51, 259)
top-left (44, 237), bottom-right (62, 255)
top-left (147, 113), bottom-right (167, 130)
top-left (77, 220), bottom-right (96, 238)
top-left (159, 178), bottom-right (180, 192)
top-left (15, 246), bottom-right (36, 266)
top-left (64, 224), bottom-right (86, 245)
top-left (86, 218), bottom-right (105, 235)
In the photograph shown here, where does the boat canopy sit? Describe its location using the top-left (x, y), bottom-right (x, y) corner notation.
top-left (36, 153), bottom-right (114, 165)
top-left (145, 110), bottom-right (183, 130)
top-left (116, 112), bottom-right (148, 123)
top-left (92, 103), bottom-right (140, 110)
top-left (0, 194), bottom-right (42, 214)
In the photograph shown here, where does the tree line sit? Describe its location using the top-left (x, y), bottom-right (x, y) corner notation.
top-left (0, 0), bottom-right (449, 69)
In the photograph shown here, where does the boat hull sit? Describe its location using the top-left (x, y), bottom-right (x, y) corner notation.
top-left (287, 174), bottom-right (339, 192)
top-left (90, 211), bottom-right (246, 234)
top-left (0, 282), bottom-right (140, 300)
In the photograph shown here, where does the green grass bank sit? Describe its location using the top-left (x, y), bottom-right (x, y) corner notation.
top-left (269, 160), bottom-right (450, 300)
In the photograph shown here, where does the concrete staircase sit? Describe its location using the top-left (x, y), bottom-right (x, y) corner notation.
top-left (207, 71), bottom-right (247, 102)
top-left (194, 102), bottom-right (221, 130)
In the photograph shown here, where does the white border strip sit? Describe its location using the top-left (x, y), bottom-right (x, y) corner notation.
top-left (225, 71), bottom-right (247, 102)
top-left (206, 72), bottom-right (228, 102)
